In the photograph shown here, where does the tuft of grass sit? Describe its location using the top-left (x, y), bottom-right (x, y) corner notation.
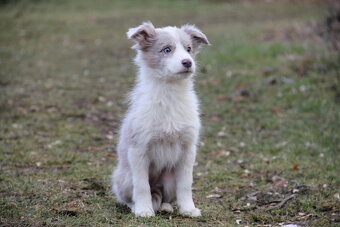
top-left (1, 0), bottom-right (339, 226)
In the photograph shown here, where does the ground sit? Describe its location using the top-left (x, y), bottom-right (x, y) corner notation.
top-left (0, 0), bottom-right (339, 226)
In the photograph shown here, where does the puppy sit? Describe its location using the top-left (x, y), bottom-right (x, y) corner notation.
top-left (112, 22), bottom-right (209, 217)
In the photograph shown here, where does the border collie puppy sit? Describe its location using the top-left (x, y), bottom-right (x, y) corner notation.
top-left (112, 22), bottom-right (209, 217)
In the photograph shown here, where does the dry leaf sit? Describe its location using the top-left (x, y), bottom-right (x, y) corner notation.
top-left (292, 162), bottom-right (299, 171)
top-left (213, 150), bottom-right (230, 156)
top-left (271, 106), bottom-right (283, 113)
top-left (232, 96), bottom-right (244, 102)
top-left (236, 82), bottom-right (246, 88)
top-left (106, 153), bottom-right (116, 158)
top-left (275, 179), bottom-right (288, 188)
top-left (209, 116), bottom-right (222, 122)
top-left (88, 146), bottom-right (104, 152)
top-left (217, 96), bottom-right (229, 101)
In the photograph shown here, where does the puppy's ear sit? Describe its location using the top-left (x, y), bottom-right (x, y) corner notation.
top-left (127, 22), bottom-right (156, 50)
top-left (181, 25), bottom-right (210, 52)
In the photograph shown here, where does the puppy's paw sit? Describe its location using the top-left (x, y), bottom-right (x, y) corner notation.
top-left (180, 207), bottom-right (201, 217)
top-left (134, 208), bottom-right (155, 217)
top-left (160, 203), bottom-right (174, 212)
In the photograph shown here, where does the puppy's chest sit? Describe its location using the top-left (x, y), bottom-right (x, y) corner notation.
top-left (150, 99), bottom-right (199, 130)
top-left (148, 131), bottom-right (188, 170)
top-left (150, 106), bottom-right (199, 141)
top-left (145, 102), bottom-right (199, 169)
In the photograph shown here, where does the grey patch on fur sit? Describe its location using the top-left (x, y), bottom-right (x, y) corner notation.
top-left (127, 21), bottom-right (156, 50)
top-left (141, 31), bottom-right (176, 69)
top-left (181, 25), bottom-right (210, 53)
top-left (177, 29), bottom-right (193, 53)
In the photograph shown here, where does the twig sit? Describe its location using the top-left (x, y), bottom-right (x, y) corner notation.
top-left (267, 194), bottom-right (296, 210)
top-left (239, 191), bottom-right (261, 201)
top-left (247, 191), bottom-right (261, 197)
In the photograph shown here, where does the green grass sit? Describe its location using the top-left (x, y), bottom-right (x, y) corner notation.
top-left (1, 0), bottom-right (339, 226)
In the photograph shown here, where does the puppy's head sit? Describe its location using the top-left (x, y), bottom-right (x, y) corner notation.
top-left (127, 22), bottom-right (209, 81)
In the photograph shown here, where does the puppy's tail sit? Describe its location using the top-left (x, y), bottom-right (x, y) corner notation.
top-left (151, 186), bottom-right (162, 212)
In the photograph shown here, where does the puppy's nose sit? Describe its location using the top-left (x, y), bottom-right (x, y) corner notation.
top-left (181, 59), bottom-right (192, 68)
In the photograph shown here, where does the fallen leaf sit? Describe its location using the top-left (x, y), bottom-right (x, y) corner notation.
top-left (209, 116), bottom-right (222, 122)
top-left (213, 150), bottom-right (230, 156)
top-left (235, 82), bottom-right (246, 88)
top-left (106, 153), bottom-right (116, 158)
top-left (274, 179), bottom-right (288, 188)
top-left (272, 175), bottom-right (288, 188)
top-left (232, 96), bottom-right (244, 102)
top-left (88, 146), bottom-right (105, 152)
top-left (271, 106), bottom-right (283, 113)
top-left (217, 96), bottom-right (229, 101)
top-left (292, 162), bottom-right (299, 171)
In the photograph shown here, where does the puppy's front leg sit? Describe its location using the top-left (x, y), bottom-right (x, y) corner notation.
top-left (176, 144), bottom-right (201, 217)
top-left (128, 146), bottom-right (154, 217)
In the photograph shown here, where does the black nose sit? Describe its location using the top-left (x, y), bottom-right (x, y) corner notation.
top-left (181, 59), bottom-right (192, 68)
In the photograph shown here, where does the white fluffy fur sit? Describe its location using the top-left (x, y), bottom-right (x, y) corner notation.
top-left (111, 22), bottom-right (209, 217)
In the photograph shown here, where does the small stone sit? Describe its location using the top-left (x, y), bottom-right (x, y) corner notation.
top-left (106, 134), bottom-right (113, 140)
top-left (299, 85), bottom-right (306, 92)
top-left (217, 131), bottom-right (226, 137)
top-left (95, 39), bottom-right (102, 45)
top-left (226, 71), bottom-right (233, 78)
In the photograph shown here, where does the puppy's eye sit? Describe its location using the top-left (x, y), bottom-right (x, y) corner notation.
top-left (161, 47), bottom-right (172, 53)
top-left (187, 47), bottom-right (191, 53)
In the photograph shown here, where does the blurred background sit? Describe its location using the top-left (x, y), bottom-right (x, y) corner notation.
top-left (1, 0), bottom-right (339, 226)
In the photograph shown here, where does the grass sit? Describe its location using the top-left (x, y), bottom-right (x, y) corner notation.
top-left (0, 0), bottom-right (339, 226)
